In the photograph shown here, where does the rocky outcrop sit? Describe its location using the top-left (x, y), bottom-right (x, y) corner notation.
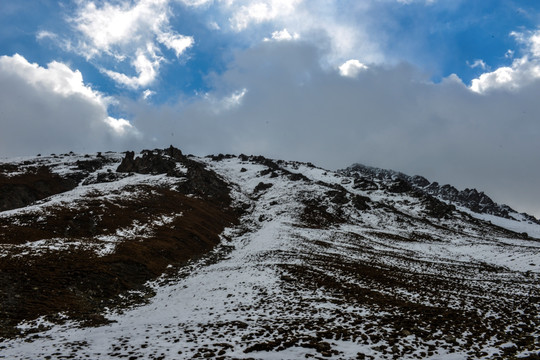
top-left (116, 146), bottom-right (233, 206)
top-left (116, 148), bottom-right (181, 176)
top-left (343, 163), bottom-right (539, 223)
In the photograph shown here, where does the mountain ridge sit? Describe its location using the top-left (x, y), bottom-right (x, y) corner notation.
top-left (341, 163), bottom-right (540, 225)
top-left (0, 147), bottom-right (539, 359)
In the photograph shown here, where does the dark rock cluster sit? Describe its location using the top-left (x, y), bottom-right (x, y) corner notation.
top-left (343, 163), bottom-right (539, 223)
top-left (115, 146), bottom-right (233, 206)
top-left (116, 147), bottom-right (183, 176)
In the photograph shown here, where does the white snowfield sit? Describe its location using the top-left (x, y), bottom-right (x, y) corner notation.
top-left (1, 154), bottom-right (539, 359)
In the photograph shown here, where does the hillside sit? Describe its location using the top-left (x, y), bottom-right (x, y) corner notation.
top-left (0, 147), bottom-right (539, 359)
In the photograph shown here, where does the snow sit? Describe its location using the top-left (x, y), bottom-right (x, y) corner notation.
top-left (0, 153), bottom-right (186, 257)
top-left (465, 208), bottom-right (540, 239)
top-left (1, 154), bottom-right (539, 359)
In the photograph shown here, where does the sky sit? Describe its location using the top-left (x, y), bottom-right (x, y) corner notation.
top-left (1, 0), bottom-right (540, 217)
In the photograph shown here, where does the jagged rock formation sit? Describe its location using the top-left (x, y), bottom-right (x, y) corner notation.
top-left (116, 147), bottom-right (183, 176)
top-left (343, 163), bottom-right (540, 224)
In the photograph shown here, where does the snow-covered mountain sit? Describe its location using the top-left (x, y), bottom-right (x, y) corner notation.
top-left (0, 147), bottom-right (539, 359)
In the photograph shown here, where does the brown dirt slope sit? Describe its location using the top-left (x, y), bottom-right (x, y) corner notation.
top-left (0, 149), bottom-right (240, 338)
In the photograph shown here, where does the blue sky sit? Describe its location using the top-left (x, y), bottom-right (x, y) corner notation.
top-left (1, 0), bottom-right (540, 216)
top-left (3, 0), bottom-right (539, 101)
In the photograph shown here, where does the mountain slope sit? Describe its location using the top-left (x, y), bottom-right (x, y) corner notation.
top-left (0, 148), bottom-right (539, 359)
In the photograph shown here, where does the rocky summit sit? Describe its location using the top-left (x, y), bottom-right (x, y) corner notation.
top-left (0, 147), bottom-right (539, 359)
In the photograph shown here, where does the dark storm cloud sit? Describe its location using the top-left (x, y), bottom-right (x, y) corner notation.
top-left (131, 40), bottom-right (540, 216)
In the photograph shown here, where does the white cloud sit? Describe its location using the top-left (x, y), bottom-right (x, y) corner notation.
top-left (142, 89), bottom-right (156, 100)
top-left (105, 116), bottom-right (140, 136)
top-left (36, 30), bottom-right (58, 41)
top-left (157, 32), bottom-right (194, 57)
top-left (73, 0), bottom-right (169, 56)
top-left (68, 0), bottom-right (193, 89)
top-left (208, 21), bottom-right (221, 30)
top-left (470, 65), bottom-right (518, 93)
top-left (221, 88), bottom-right (248, 110)
top-left (397, 0), bottom-right (437, 4)
top-left (205, 0), bottom-right (384, 66)
top-left (513, 29), bottom-right (540, 58)
top-left (200, 88), bottom-right (248, 114)
top-left (467, 59), bottom-right (487, 70)
top-left (130, 41), bottom-right (540, 217)
top-left (470, 30), bottom-right (540, 93)
top-left (0, 54), bottom-right (109, 105)
top-left (103, 49), bottom-right (162, 89)
top-left (339, 59), bottom-right (368, 77)
top-left (230, 0), bottom-right (301, 31)
top-left (178, 0), bottom-right (213, 6)
top-left (53, 0), bottom-right (385, 89)
top-left (0, 54), bottom-right (140, 155)
top-left (267, 28), bottom-right (299, 41)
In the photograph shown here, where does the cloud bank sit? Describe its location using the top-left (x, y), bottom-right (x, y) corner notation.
top-left (0, 54), bottom-right (140, 156)
top-left (127, 40), bottom-right (540, 216)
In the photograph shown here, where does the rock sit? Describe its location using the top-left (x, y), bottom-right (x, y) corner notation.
top-left (254, 182), bottom-right (273, 193)
top-left (327, 190), bottom-right (349, 205)
top-left (388, 179), bottom-right (412, 193)
top-left (177, 158), bottom-right (232, 205)
top-left (244, 341), bottom-right (280, 353)
top-left (353, 178), bottom-right (378, 191)
top-left (281, 275), bottom-right (294, 282)
top-left (116, 150), bottom-right (178, 175)
top-left (444, 335), bottom-right (456, 343)
top-left (421, 195), bottom-right (455, 218)
top-left (342, 163), bottom-right (539, 222)
top-left (411, 175), bottom-right (430, 187)
top-left (352, 195), bottom-right (371, 211)
top-left (231, 320), bottom-right (248, 329)
top-left (76, 159), bottom-right (104, 172)
top-left (288, 172), bottom-right (308, 182)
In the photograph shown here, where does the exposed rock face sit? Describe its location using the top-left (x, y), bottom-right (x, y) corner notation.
top-left (76, 159), bottom-right (105, 172)
top-left (115, 147), bottom-right (235, 205)
top-left (343, 163), bottom-right (539, 223)
top-left (353, 177), bottom-right (378, 191)
top-left (352, 194), bottom-right (370, 210)
top-left (254, 182), bottom-right (273, 193)
top-left (419, 193), bottom-right (456, 218)
top-left (116, 148), bottom-right (181, 175)
top-left (388, 179), bottom-right (412, 193)
top-left (176, 156), bottom-right (233, 206)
